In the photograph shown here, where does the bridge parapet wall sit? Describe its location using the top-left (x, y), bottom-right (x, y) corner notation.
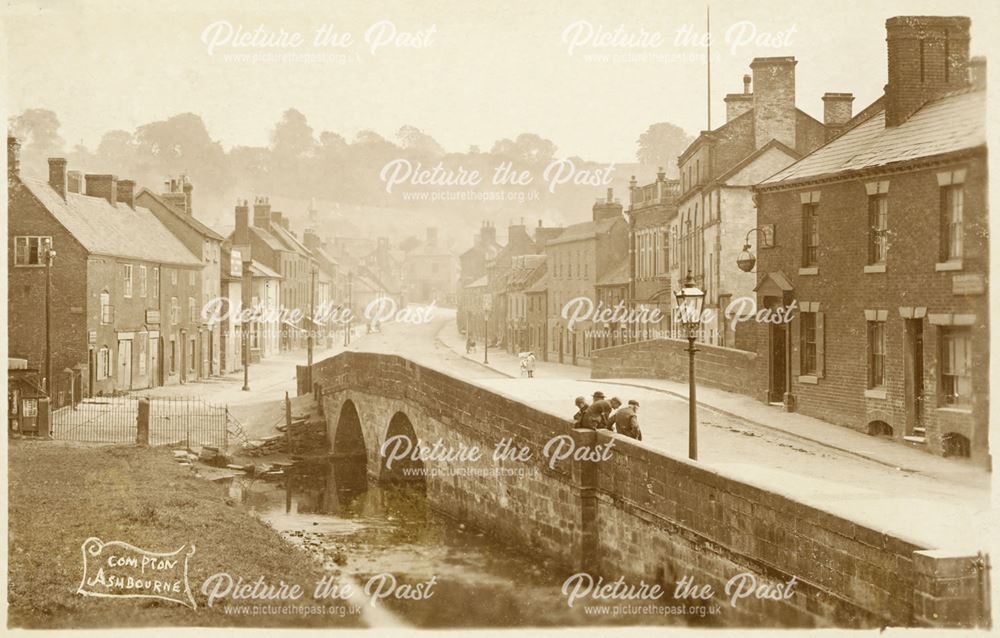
top-left (303, 353), bottom-right (988, 629)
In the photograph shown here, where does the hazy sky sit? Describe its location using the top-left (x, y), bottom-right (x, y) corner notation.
top-left (4, 0), bottom-right (997, 162)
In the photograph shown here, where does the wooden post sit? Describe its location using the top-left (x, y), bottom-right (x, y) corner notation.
top-left (136, 397), bottom-right (150, 446)
top-left (284, 391), bottom-right (292, 453)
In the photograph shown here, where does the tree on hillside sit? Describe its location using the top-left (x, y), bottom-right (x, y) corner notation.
top-left (490, 133), bottom-right (557, 166)
top-left (397, 125), bottom-right (444, 157)
top-left (635, 122), bottom-right (693, 176)
top-left (8, 109), bottom-right (65, 173)
top-left (271, 108), bottom-right (316, 159)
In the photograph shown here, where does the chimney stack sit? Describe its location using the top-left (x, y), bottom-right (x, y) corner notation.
top-left (822, 93), bottom-right (855, 141)
top-left (253, 196), bottom-right (272, 231)
top-left (183, 179), bottom-right (193, 214)
top-left (234, 199), bottom-right (250, 246)
top-left (117, 179), bottom-right (135, 209)
top-left (751, 57), bottom-right (797, 149)
top-left (592, 187), bottom-right (623, 222)
top-left (303, 228), bottom-right (320, 251)
top-left (85, 174), bottom-right (118, 206)
top-left (885, 16), bottom-right (971, 127)
top-left (480, 220), bottom-right (497, 246)
top-left (969, 55), bottom-right (986, 91)
top-left (724, 74), bottom-right (754, 121)
top-left (67, 170), bottom-right (83, 194)
top-left (8, 136), bottom-right (21, 178)
top-left (48, 158), bottom-right (68, 199)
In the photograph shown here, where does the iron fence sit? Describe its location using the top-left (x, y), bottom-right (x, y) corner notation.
top-left (52, 395), bottom-right (229, 448)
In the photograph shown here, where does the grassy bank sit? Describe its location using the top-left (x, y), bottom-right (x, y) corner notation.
top-left (8, 441), bottom-right (364, 629)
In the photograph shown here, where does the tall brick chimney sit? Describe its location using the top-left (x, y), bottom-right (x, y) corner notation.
top-left (885, 16), bottom-right (971, 127)
top-left (67, 170), bottom-right (83, 194)
top-left (117, 179), bottom-right (135, 209)
top-left (86, 174), bottom-right (118, 206)
top-left (751, 57), bottom-right (797, 149)
top-left (183, 179), bottom-right (193, 214)
top-left (969, 55), bottom-right (986, 91)
top-left (303, 228), bottom-right (321, 251)
top-left (822, 93), bottom-right (855, 141)
top-left (234, 199), bottom-right (250, 246)
top-left (7, 136), bottom-right (20, 178)
top-left (253, 196), bottom-right (272, 231)
top-left (480, 220), bottom-right (496, 247)
top-left (592, 187), bottom-right (623, 222)
top-left (48, 158), bottom-right (68, 199)
top-left (724, 74), bottom-right (754, 122)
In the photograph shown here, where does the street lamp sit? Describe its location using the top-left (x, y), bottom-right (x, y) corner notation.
top-left (736, 226), bottom-right (774, 273)
top-left (307, 261), bottom-right (317, 383)
top-left (483, 292), bottom-right (492, 365)
top-left (240, 248), bottom-right (252, 392)
top-left (45, 246), bottom-right (56, 395)
top-left (674, 270), bottom-right (705, 460)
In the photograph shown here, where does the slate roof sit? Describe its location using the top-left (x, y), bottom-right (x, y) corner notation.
top-left (760, 89), bottom-right (986, 188)
top-left (596, 258), bottom-right (630, 286)
top-left (249, 226), bottom-right (287, 251)
top-left (507, 255), bottom-right (546, 290)
top-left (135, 188), bottom-right (224, 240)
top-left (545, 218), bottom-right (619, 246)
top-left (465, 275), bottom-right (488, 289)
top-left (22, 178), bottom-right (201, 267)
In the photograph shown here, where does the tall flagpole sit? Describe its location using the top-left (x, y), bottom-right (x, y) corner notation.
top-left (706, 3), bottom-right (712, 130)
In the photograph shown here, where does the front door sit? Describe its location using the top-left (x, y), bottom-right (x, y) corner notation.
top-left (904, 318), bottom-right (925, 435)
top-left (150, 337), bottom-right (160, 387)
top-left (767, 297), bottom-right (787, 403)
top-left (116, 339), bottom-right (133, 390)
top-left (88, 348), bottom-right (96, 397)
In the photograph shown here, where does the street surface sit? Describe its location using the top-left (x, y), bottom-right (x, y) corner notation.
top-left (155, 309), bottom-right (991, 554)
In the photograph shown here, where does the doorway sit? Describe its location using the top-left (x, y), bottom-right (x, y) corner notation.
top-left (904, 318), bottom-right (925, 436)
top-left (116, 339), bottom-right (133, 390)
top-left (766, 296), bottom-right (787, 403)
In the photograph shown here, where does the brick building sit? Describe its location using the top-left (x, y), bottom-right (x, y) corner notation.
top-left (136, 177), bottom-right (224, 377)
top-left (674, 57), bottom-right (841, 347)
top-left (545, 191), bottom-right (628, 365)
top-left (504, 254), bottom-right (546, 353)
top-left (8, 141), bottom-right (203, 400)
top-left (401, 227), bottom-right (458, 305)
top-left (229, 197), bottom-right (315, 350)
top-left (625, 170), bottom-right (680, 341)
top-left (457, 221), bottom-right (501, 332)
top-left (751, 16), bottom-right (987, 463)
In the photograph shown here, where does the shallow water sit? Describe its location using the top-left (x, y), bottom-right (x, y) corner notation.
top-left (221, 458), bottom-right (698, 628)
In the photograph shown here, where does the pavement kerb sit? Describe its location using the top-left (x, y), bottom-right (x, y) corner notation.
top-left (434, 324), bottom-right (916, 472)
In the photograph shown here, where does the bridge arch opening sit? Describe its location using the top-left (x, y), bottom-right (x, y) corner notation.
top-left (333, 400), bottom-right (367, 458)
top-left (380, 411), bottom-right (426, 492)
top-left (327, 400), bottom-right (369, 509)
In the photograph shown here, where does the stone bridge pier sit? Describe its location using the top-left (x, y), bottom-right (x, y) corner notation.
top-left (298, 353), bottom-right (990, 629)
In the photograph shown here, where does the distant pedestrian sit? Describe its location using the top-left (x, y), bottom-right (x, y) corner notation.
top-left (572, 396), bottom-right (589, 426)
top-left (614, 400), bottom-right (642, 440)
top-left (583, 391), bottom-right (613, 430)
top-left (525, 352), bottom-right (536, 378)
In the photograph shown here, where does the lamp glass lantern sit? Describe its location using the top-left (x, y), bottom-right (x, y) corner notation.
top-left (736, 244), bottom-right (756, 272)
top-left (674, 271), bottom-right (705, 331)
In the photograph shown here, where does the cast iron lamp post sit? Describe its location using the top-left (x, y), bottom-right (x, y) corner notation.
top-left (674, 270), bottom-right (705, 460)
top-left (241, 250), bottom-right (253, 392)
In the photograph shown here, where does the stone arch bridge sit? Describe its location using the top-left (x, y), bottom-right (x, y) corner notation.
top-left (295, 352), bottom-right (987, 629)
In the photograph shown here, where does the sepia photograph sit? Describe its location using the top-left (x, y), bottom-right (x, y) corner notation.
top-left (3, 0), bottom-right (998, 634)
